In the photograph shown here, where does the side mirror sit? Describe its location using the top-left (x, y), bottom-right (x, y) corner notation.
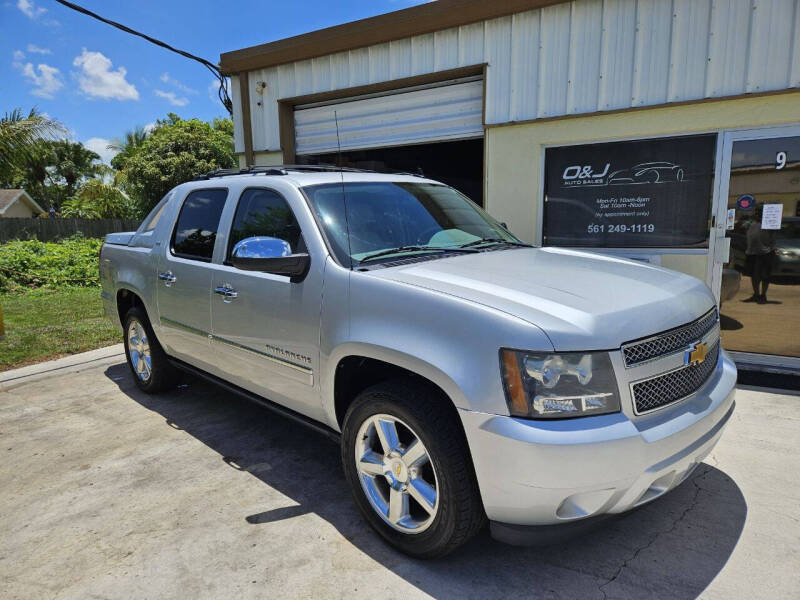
top-left (231, 236), bottom-right (310, 281)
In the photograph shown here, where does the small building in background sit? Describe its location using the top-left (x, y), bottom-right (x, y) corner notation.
top-left (0, 189), bottom-right (44, 218)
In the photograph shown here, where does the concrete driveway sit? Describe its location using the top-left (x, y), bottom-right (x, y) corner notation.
top-left (1, 350), bottom-right (798, 599)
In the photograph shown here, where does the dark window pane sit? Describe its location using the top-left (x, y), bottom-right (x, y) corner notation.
top-left (543, 134), bottom-right (716, 248)
top-left (227, 189), bottom-right (303, 258)
top-left (172, 189), bottom-right (227, 260)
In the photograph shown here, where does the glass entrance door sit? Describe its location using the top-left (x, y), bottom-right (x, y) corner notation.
top-left (718, 129), bottom-right (800, 359)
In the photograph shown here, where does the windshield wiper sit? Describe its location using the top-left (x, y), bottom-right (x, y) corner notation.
top-left (459, 237), bottom-right (533, 248)
top-left (358, 245), bottom-right (478, 264)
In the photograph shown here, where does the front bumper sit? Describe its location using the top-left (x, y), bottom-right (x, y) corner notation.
top-left (460, 348), bottom-right (737, 529)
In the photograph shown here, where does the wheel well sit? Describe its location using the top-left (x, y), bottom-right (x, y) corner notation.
top-left (116, 289), bottom-right (144, 326)
top-left (333, 356), bottom-right (457, 428)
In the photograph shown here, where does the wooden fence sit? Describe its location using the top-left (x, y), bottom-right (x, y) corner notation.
top-left (0, 217), bottom-right (141, 243)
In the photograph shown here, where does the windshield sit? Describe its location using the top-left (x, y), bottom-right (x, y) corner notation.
top-left (302, 182), bottom-right (520, 266)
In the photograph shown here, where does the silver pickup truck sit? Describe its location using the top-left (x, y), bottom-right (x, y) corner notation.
top-left (100, 166), bottom-right (736, 558)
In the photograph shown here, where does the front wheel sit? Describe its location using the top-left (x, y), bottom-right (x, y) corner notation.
top-left (341, 379), bottom-right (485, 558)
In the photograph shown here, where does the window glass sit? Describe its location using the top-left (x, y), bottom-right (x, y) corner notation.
top-left (140, 191), bottom-right (172, 233)
top-left (227, 188), bottom-right (303, 259)
top-left (303, 182), bottom-right (518, 265)
top-left (721, 135), bottom-right (800, 358)
top-left (543, 134), bottom-right (717, 248)
top-left (171, 188), bottom-right (227, 261)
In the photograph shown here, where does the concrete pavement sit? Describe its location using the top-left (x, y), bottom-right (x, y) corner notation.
top-left (0, 351), bottom-right (798, 599)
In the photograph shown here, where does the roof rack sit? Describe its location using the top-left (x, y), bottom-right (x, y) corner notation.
top-left (192, 164), bottom-right (371, 180)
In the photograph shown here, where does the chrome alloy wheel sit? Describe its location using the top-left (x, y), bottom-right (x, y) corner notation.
top-left (127, 319), bottom-right (152, 382)
top-left (354, 414), bottom-right (439, 534)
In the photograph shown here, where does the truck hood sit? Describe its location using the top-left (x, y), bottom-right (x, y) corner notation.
top-left (368, 247), bottom-right (715, 351)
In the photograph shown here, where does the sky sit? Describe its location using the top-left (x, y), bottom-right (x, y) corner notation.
top-left (1, 0), bottom-right (427, 164)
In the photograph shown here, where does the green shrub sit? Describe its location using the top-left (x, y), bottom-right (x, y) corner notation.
top-left (0, 235), bottom-right (103, 292)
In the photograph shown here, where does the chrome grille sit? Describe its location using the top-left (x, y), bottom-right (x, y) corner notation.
top-left (631, 341), bottom-right (720, 414)
top-left (622, 309), bottom-right (719, 367)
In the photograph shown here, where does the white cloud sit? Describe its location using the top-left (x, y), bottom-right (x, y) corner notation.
top-left (84, 137), bottom-right (119, 165)
top-left (26, 43), bottom-right (51, 54)
top-left (143, 121), bottom-right (157, 133)
top-left (12, 50), bottom-right (25, 64)
top-left (17, 0), bottom-right (45, 19)
top-left (15, 59), bottom-right (63, 99)
top-left (154, 89), bottom-right (188, 106)
top-left (159, 72), bottom-right (197, 94)
top-left (72, 48), bottom-right (139, 101)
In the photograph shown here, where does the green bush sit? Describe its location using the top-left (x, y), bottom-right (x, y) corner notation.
top-left (0, 235), bottom-right (103, 292)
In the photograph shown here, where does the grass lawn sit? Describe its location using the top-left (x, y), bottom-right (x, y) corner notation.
top-left (0, 287), bottom-right (120, 372)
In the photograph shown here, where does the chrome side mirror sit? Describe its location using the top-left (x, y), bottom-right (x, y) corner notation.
top-left (231, 236), bottom-right (310, 281)
top-left (232, 236), bottom-right (292, 259)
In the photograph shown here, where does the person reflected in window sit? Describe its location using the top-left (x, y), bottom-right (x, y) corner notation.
top-left (743, 204), bottom-right (776, 304)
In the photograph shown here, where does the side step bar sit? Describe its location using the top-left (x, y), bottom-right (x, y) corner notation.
top-left (168, 358), bottom-right (340, 443)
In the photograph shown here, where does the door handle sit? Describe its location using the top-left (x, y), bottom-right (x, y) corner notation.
top-left (158, 271), bottom-right (176, 286)
top-left (214, 285), bottom-right (238, 302)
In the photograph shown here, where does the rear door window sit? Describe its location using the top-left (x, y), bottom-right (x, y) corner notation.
top-left (171, 188), bottom-right (228, 261)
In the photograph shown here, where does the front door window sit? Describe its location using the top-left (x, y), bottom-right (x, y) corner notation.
top-left (720, 136), bottom-right (800, 358)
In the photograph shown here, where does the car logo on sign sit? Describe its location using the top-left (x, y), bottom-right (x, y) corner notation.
top-left (685, 341), bottom-right (709, 367)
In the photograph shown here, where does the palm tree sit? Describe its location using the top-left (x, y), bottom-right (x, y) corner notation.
top-left (0, 108), bottom-right (64, 184)
top-left (49, 139), bottom-right (101, 198)
top-left (108, 126), bottom-right (149, 154)
top-left (108, 126), bottom-right (150, 171)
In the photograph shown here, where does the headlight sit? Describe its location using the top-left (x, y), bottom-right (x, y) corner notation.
top-left (500, 349), bottom-right (621, 419)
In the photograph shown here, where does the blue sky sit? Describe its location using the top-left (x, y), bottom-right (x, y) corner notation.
top-left (2, 0), bottom-right (426, 163)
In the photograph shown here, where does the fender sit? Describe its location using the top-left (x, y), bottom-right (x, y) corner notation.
top-left (321, 341), bottom-right (469, 432)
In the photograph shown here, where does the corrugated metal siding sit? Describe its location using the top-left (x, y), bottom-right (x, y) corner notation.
top-left (230, 74), bottom-right (244, 154)
top-left (293, 79), bottom-right (484, 155)
top-left (241, 0), bottom-right (800, 153)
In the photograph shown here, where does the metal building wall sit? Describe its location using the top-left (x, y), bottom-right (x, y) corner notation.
top-left (236, 0), bottom-right (800, 154)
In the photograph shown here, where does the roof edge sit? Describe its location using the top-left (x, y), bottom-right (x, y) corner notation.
top-left (0, 189), bottom-right (45, 215)
top-left (219, 0), bottom-right (565, 74)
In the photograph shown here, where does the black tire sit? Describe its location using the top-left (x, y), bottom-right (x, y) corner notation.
top-left (341, 378), bottom-right (485, 558)
top-left (123, 306), bottom-right (177, 394)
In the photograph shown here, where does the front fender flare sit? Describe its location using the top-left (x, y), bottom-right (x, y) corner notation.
top-left (322, 341), bottom-right (469, 431)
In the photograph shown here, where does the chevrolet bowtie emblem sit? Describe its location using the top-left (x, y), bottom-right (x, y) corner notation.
top-left (685, 341), bottom-right (709, 366)
top-left (395, 464), bottom-right (402, 476)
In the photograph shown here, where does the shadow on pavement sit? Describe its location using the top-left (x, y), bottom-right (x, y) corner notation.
top-left (105, 363), bottom-right (746, 599)
top-left (719, 313), bottom-right (743, 331)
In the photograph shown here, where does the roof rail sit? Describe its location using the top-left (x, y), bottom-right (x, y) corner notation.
top-left (192, 164), bottom-right (371, 180)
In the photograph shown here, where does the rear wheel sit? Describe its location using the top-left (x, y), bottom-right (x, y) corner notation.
top-left (341, 379), bottom-right (485, 558)
top-left (123, 306), bottom-right (177, 393)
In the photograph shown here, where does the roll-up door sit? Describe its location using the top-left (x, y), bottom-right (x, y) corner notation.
top-left (293, 76), bottom-right (483, 156)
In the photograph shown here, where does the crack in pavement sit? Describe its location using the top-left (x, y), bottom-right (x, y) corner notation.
top-left (596, 466), bottom-right (711, 600)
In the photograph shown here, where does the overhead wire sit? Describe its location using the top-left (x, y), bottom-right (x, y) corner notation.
top-left (52, 0), bottom-right (232, 115)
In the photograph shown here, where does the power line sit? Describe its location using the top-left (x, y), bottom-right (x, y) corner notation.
top-left (52, 0), bottom-right (232, 115)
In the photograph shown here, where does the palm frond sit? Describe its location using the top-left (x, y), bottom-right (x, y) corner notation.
top-left (0, 108), bottom-right (66, 172)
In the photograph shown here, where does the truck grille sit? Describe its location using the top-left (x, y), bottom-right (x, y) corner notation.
top-left (622, 309), bottom-right (719, 367)
top-left (631, 341), bottom-right (720, 414)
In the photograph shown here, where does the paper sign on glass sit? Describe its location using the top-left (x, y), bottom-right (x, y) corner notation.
top-left (726, 208), bottom-right (735, 230)
top-left (761, 204), bottom-right (783, 230)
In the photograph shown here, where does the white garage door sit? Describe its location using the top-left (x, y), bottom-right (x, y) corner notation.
top-left (294, 77), bottom-right (483, 156)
